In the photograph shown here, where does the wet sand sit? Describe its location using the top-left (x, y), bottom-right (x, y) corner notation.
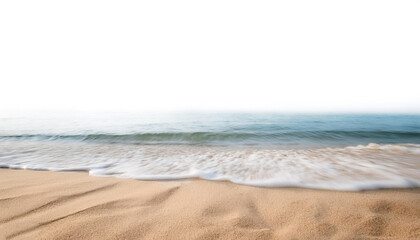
top-left (0, 169), bottom-right (419, 239)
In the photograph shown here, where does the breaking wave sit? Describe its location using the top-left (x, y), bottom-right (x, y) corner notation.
top-left (1, 139), bottom-right (419, 191)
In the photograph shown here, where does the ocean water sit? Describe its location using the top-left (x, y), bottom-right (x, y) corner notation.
top-left (1, 112), bottom-right (420, 190)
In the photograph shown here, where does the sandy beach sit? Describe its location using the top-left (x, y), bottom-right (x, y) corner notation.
top-left (0, 169), bottom-right (419, 240)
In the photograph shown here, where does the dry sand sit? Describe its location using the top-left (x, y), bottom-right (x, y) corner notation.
top-left (0, 169), bottom-right (419, 240)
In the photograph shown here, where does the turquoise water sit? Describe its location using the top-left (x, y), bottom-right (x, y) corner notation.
top-left (1, 113), bottom-right (419, 190)
top-left (1, 113), bottom-right (420, 147)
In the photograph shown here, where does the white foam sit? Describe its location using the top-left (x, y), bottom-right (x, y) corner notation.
top-left (1, 139), bottom-right (420, 191)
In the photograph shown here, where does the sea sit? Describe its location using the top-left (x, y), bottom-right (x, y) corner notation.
top-left (1, 112), bottom-right (420, 190)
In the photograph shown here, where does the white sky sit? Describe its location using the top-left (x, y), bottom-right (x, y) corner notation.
top-left (1, 0), bottom-right (419, 113)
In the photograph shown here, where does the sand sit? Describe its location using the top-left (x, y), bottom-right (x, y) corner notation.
top-left (0, 169), bottom-right (419, 240)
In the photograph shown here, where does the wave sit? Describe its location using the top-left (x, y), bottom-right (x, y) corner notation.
top-left (1, 163), bottom-right (418, 191)
top-left (1, 139), bottom-right (419, 191)
top-left (1, 130), bottom-right (420, 145)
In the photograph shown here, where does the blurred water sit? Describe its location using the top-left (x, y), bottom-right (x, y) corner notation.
top-left (1, 112), bottom-right (419, 190)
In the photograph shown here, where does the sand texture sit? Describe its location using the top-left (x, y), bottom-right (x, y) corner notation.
top-left (0, 169), bottom-right (419, 240)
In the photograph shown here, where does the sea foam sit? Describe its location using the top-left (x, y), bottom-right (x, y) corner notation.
top-left (1, 139), bottom-right (419, 191)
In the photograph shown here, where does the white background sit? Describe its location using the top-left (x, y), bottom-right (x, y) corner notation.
top-left (1, 0), bottom-right (419, 113)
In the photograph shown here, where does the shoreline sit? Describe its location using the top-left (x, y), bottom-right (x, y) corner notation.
top-left (1, 169), bottom-right (419, 239)
top-left (1, 165), bottom-right (419, 192)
